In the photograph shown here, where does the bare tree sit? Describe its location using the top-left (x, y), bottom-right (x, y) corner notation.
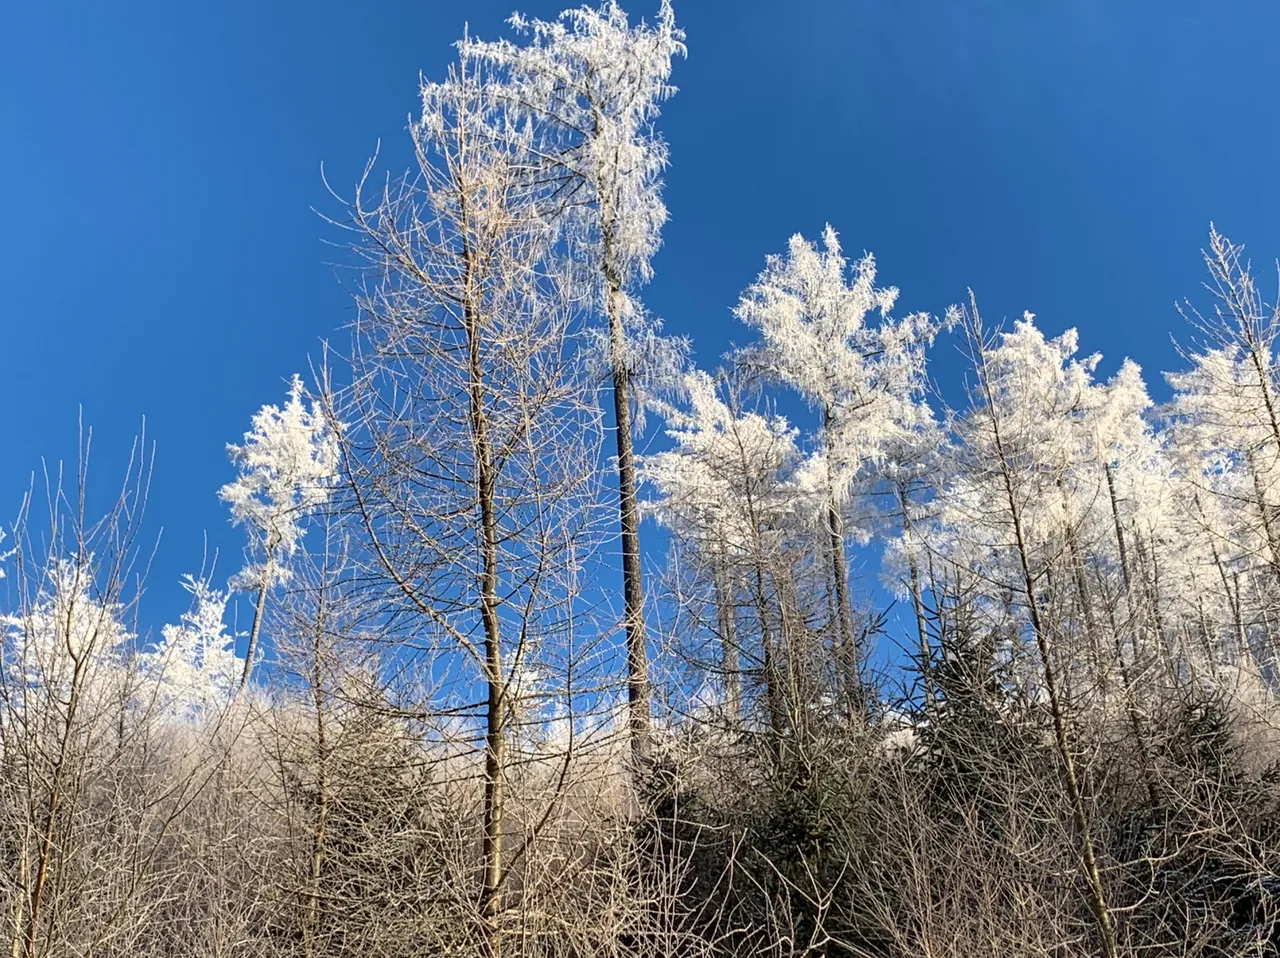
top-left (324, 45), bottom-right (608, 957)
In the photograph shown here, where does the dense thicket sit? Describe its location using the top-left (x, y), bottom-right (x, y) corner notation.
top-left (4, 3), bottom-right (1280, 956)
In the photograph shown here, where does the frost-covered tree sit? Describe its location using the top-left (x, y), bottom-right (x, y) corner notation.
top-left (220, 373), bottom-right (338, 688)
top-left (914, 303), bottom-right (1124, 958)
top-left (464, 1), bottom-right (686, 758)
top-left (3, 562), bottom-right (133, 958)
top-left (140, 575), bottom-right (241, 717)
top-left (901, 314), bottom-right (1160, 692)
top-left (0, 442), bottom-right (160, 958)
top-left (1167, 227), bottom-right (1280, 674)
top-left (3, 557), bottom-right (132, 695)
top-left (735, 225), bottom-right (937, 708)
top-left (644, 370), bottom-right (805, 555)
top-left (643, 368), bottom-right (807, 731)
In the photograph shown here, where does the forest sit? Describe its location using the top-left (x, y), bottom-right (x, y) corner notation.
top-left (3, 3), bottom-right (1280, 956)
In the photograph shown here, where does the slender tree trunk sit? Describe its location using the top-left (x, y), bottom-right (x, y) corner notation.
top-left (749, 561), bottom-right (787, 758)
top-left (769, 569), bottom-right (811, 741)
top-left (1004, 484), bottom-right (1118, 958)
top-left (239, 552), bottom-right (274, 690)
top-left (1069, 534), bottom-right (1108, 696)
top-left (22, 802), bottom-right (59, 958)
top-left (827, 499), bottom-right (859, 711)
top-left (897, 481), bottom-right (933, 712)
top-left (1245, 340), bottom-right (1280, 451)
top-left (461, 232), bottom-right (507, 958)
top-left (22, 631), bottom-right (90, 958)
top-left (603, 229), bottom-right (651, 766)
top-left (973, 321), bottom-right (1119, 958)
top-left (1056, 479), bottom-right (1107, 697)
top-left (1104, 465), bottom-right (1160, 807)
top-left (712, 553), bottom-right (742, 724)
top-left (1231, 571), bottom-right (1247, 664)
top-left (823, 409), bottom-right (859, 714)
top-left (303, 615), bottom-right (330, 958)
top-left (8, 852), bottom-right (26, 958)
top-left (1246, 450), bottom-right (1280, 582)
top-left (740, 479), bottom-right (788, 752)
top-left (1132, 532), bottom-right (1175, 686)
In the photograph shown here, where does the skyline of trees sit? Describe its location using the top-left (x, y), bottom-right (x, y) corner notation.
top-left (3, 3), bottom-right (1280, 956)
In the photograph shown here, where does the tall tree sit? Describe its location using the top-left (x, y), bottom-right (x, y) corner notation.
top-left (464, 1), bottom-right (686, 761)
top-left (1167, 227), bottom-right (1280, 671)
top-left (643, 368), bottom-right (805, 735)
top-left (219, 374), bottom-right (338, 688)
top-left (734, 225), bottom-right (936, 711)
top-left (920, 304), bottom-right (1122, 958)
top-left (330, 44), bottom-right (604, 958)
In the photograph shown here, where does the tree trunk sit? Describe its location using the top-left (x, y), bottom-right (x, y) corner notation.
top-left (982, 379), bottom-right (1119, 958)
top-left (604, 233), bottom-right (651, 767)
top-left (897, 480), bottom-right (933, 713)
top-left (712, 553), bottom-right (742, 724)
top-left (239, 552), bottom-right (274, 690)
top-left (463, 249), bottom-right (508, 957)
top-left (823, 409), bottom-right (859, 715)
top-left (303, 614), bottom-right (330, 958)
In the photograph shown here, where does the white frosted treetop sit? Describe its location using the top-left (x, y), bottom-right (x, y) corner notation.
top-left (143, 576), bottom-right (242, 715)
top-left (734, 225), bottom-right (936, 508)
top-left (642, 369), bottom-right (802, 554)
top-left (462, 1), bottom-right (684, 287)
top-left (219, 375), bottom-right (338, 566)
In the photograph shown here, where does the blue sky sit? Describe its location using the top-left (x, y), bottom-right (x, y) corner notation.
top-left (4, 0), bottom-right (1280, 641)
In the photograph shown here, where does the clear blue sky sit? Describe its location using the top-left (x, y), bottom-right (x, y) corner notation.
top-left (4, 0), bottom-right (1280, 639)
